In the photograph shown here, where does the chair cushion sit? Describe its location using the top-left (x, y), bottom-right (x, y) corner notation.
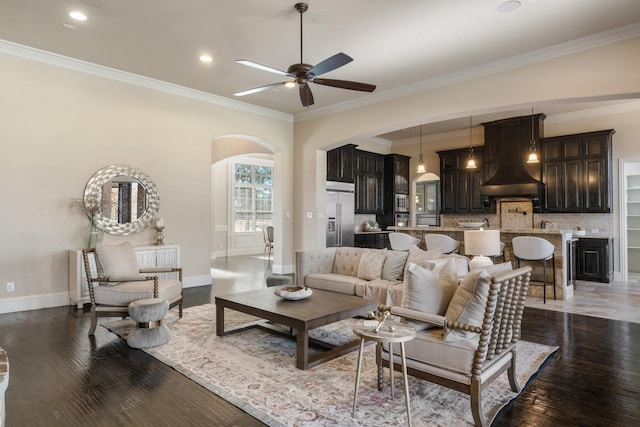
top-left (381, 250), bottom-right (409, 281)
top-left (95, 242), bottom-right (144, 281)
top-left (357, 249), bottom-right (386, 280)
top-left (94, 279), bottom-right (182, 306)
top-left (304, 273), bottom-right (365, 295)
top-left (383, 328), bottom-right (479, 376)
top-left (443, 262), bottom-right (512, 342)
top-left (403, 260), bottom-right (458, 316)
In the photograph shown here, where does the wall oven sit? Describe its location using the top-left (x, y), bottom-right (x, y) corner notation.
top-left (395, 213), bottom-right (410, 227)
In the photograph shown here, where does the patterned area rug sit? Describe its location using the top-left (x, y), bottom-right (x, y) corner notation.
top-left (104, 304), bottom-right (557, 426)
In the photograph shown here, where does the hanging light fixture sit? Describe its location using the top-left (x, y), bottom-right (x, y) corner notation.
top-left (527, 107), bottom-right (539, 163)
top-left (417, 124), bottom-right (426, 174)
top-left (466, 116), bottom-right (476, 169)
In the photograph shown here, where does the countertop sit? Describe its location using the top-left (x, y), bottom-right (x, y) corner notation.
top-left (388, 226), bottom-right (612, 239)
top-left (355, 230), bottom-right (392, 235)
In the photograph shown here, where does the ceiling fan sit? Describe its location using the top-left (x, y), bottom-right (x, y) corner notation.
top-left (234, 2), bottom-right (376, 107)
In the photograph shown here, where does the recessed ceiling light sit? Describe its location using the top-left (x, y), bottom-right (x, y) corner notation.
top-left (69, 11), bottom-right (87, 21)
top-left (497, 0), bottom-right (522, 13)
top-left (199, 55), bottom-right (213, 63)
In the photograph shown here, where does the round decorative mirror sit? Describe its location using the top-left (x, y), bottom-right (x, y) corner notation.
top-left (84, 164), bottom-right (159, 235)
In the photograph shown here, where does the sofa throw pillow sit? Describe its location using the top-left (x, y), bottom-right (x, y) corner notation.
top-left (402, 259), bottom-right (458, 316)
top-left (403, 245), bottom-right (442, 285)
top-left (357, 249), bottom-right (386, 280)
top-left (95, 242), bottom-right (144, 282)
top-left (443, 269), bottom-right (492, 342)
top-left (381, 250), bottom-right (409, 281)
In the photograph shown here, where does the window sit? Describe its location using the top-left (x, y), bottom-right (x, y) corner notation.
top-left (233, 163), bottom-right (273, 232)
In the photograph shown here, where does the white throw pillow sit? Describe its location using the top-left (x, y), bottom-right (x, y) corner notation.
top-left (402, 245), bottom-right (442, 284)
top-left (357, 249), bottom-right (386, 280)
top-left (443, 268), bottom-right (492, 342)
top-left (95, 242), bottom-right (144, 281)
top-left (402, 259), bottom-right (458, 316)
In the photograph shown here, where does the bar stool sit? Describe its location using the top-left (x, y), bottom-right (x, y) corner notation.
top-left (425, 234), bottom-right (460, 254)
top-left (388, 232), bottom-right (420, 251)
top-left (512, 236), bottom-right (556, 303)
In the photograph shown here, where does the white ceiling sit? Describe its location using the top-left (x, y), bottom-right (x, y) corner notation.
top-left (1, 0), bottom-right (640, 137)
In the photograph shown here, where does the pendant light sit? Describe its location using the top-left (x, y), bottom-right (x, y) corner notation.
top-left (466, 116), bottom-right (477, 169)
top-left (527, 107), bottom-right (539, 163)
top-left (417, 124), bottom-right (426, 174)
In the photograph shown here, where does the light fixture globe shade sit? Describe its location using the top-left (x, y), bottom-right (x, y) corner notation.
top-left (417, 163), bottom-right (426, 174)
top-left (466, 158), bottom-right (477, 169)
top-left (527, 152), bottom-right (539, 163)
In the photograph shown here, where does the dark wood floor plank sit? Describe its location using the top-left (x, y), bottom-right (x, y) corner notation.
top-left (1, 255), bottom-right (639, 426)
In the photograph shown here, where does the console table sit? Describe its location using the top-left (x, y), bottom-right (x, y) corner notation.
top-left (68, 244), bottom-right (180, 308)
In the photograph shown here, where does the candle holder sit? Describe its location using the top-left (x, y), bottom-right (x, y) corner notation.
top-left (155, 226), bottom-right (165, 246)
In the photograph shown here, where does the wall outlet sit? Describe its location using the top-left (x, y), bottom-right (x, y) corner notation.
top-left (6, 282), bottom-right (15, 293)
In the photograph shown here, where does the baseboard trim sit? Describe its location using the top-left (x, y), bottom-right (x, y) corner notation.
top-left (0, 275), bottom-right (213, 314)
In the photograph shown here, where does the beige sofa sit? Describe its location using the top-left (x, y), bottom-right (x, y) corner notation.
top-left (295, 246), bottom-right (469, 305)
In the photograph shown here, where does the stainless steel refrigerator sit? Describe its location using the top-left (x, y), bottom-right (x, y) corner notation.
top-left (326, 181), bottom-right (355, 247)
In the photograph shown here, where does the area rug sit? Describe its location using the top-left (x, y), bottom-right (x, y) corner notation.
top-left (104, 304), bottom-right (558, 426)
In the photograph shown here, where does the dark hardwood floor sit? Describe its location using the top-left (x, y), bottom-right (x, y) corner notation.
top-left (0, 255), bottom-right (639, 426)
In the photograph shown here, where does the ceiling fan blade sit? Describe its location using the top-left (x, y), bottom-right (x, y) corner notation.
top-left (236, 60), bottom-right (292, 77)
top-left (308, 53), bottom-right (353, 78)
top-left (299, 84), bottom-right (314, 107)
top-left (312, 78), bottom-right (376, 92)
top-left (234, 82), bottom-right (287, 97)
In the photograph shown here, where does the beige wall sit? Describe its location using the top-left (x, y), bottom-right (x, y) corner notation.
top-left (0, 51), bottom-right (293, 312)
top-left (293, 36), bottom-right (640, 252)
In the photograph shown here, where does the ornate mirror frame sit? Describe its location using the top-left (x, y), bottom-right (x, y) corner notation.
top-left (83, 164), bottom-right (160, 235)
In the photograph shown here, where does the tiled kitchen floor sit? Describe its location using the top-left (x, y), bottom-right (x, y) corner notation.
top-left (525, 277), bottom-right (640, 323)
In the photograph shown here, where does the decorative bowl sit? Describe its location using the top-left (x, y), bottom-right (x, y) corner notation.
top-left (458, 222), bottom-right (485, 229)
top-left (275, 286), bottom-right (313, 300)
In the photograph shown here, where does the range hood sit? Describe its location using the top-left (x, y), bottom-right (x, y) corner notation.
top-left (480, 114), bottom-right (545, 199)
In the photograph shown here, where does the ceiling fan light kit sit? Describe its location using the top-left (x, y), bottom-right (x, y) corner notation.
top-left (234, 2), bottom-right (376, 107)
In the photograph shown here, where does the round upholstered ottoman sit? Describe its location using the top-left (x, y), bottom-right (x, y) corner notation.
top-left (127, 298), bottom-right (171, 349)
top-left (266, 273), bottom-right (295, 288)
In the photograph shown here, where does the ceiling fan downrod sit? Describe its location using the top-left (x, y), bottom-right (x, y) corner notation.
top-left (295, 3), bottom-right (308, 64)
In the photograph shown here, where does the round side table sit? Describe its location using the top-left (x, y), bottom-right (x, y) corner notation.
top-left (352, 322), bottom-right (416, 426)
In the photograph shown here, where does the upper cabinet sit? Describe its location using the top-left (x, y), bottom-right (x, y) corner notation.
top-left (438, 147), bottom-right (488, 214)
top-left (354, 150), bottom-right (384, 214)
top-left (326, 144), bottom-right (356, 183)
top-left (386, 154), bottom-right (410, 195)
top-left (541, 130), bottom-right (614, 213)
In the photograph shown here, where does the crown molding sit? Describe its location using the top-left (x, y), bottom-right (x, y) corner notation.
top-left (294, 22), bottom-right (640, 123)
top-left (0, 39), bottom-right (293, 123)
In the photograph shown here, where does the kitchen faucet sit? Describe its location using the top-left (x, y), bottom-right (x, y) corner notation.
top-left (483, 218), bottom-right (490, 228)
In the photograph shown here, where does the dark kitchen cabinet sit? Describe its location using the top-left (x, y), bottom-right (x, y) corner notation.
top-left (541, 130), bottom-right (614, 213)
top-left (354, 150), bottom-right (384, 214)
top-left (577, 237), bottom-right (614, 283)
top-left (326, 144), bottom-right (356, 183)
top-left (438, 147), bottom-right (488, 214)
top-left (388, 154), bottom-right (410, 195)
top-left (355, 232), bottom-right (390, 249)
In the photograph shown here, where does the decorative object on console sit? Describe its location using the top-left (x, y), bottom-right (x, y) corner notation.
top-left (464, 229), bottom-right (501, 270)
top-left (70, 197), bottom-right (107, 249)
top-left (366, 309), bottom-right (393, 333)
top-left (155, 218), bottom-right (165, 246)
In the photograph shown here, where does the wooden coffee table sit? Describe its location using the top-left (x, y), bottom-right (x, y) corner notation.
top-left (215, 287), bottom-right (378, 370)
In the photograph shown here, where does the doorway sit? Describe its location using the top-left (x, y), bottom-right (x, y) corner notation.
top-left (619, 159), bottom-right (640, 282)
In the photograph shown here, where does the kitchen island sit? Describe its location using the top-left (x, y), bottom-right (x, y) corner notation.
top-left (389, 226), bottom-right (575, 300)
